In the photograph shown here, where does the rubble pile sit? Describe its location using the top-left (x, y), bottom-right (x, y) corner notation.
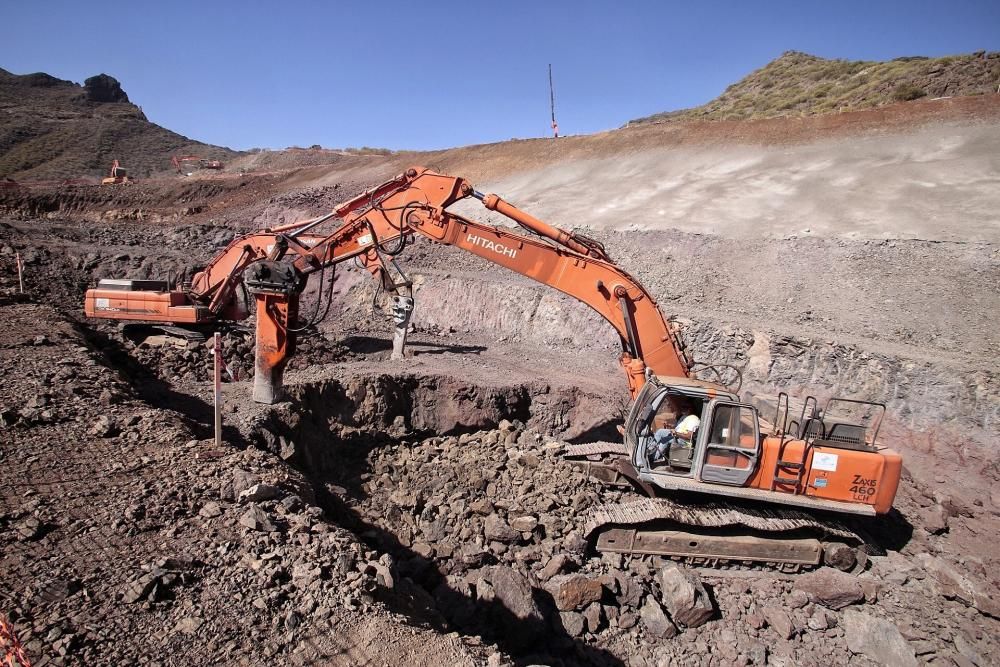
top-left (119, 328), bottom-right (346, 384)
top-left (339, 424), bottom-right (1000, 665)
top-left (0, 302), bottom-right (490, 665)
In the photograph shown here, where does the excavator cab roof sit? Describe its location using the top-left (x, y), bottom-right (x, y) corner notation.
top-left (652, 375), bottom-right (737, 398)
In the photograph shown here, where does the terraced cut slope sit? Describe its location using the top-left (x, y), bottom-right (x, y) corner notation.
top-left (630, 50), bottom-right (1000, 124)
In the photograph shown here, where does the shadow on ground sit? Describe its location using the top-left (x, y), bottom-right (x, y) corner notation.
top-left (294, 427), bottom-right (624, 666)
top-left (342, 335), bottom-right (487, 357)
top-left (79, 324), bottom-right (250, 447)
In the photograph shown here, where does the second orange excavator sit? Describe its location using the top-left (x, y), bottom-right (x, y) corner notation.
top-left (100, 160), bottom-right (132, 185)
top-left (172, 155), bottom-right (224, 175)
top-left (84, 167), bottom-right (901, 570)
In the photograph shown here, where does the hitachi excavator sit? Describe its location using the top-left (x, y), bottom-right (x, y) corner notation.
top-left (84, 167), bottom-right (902, 571)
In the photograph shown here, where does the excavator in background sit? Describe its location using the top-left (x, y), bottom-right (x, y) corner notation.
top-left (100, 160), bottom-right (132, 185)
top-left (84, 166), bottom-right (902, 571)
top-left (172, 155), bottom-right (224, 175)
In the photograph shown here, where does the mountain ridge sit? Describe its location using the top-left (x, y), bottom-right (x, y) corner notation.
top-left (0, 67), bottom-right (237, 180)
top-left (629, 50), bottom-right (1000, 125)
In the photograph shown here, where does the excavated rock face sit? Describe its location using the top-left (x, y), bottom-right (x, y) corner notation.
top-left (83, 74), bottom-right (129, 103)
top-left (6, 295), bottom-right (1000, 664)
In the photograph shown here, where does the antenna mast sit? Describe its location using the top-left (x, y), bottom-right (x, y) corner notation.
top-left (549, 64), bottom-right (559, 138)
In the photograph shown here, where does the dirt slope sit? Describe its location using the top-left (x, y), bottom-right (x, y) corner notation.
top-left (0, 68), bottom-right (237, 181)
top-left (630, 50), bottom-right (1000, 125)
top-left (223, 96), bottom-right (1000, 243)
top-left (0, 300), bottom-right (493, 666)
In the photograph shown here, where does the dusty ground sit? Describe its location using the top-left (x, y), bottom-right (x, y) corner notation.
top-left (2, 99), bottom-right (1000, 666)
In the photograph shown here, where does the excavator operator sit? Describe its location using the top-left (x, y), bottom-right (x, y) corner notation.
top-left (648, 401), bottom-right (701, 467)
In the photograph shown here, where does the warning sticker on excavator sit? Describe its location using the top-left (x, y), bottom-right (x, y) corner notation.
top-left (95, 298), bottom-right (110, 309)
top-left (358, 234), bottom-right (372, 246)
top-left (812, 452), bottom-right (838, 472)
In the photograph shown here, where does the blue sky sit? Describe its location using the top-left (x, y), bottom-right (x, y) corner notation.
top-left (3, 1), bottom-right (998, 151)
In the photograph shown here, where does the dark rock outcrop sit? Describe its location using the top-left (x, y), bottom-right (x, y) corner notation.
top-left (84, 74), bottom-right (129, 103)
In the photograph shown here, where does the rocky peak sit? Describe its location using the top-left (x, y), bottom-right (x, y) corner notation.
top-left (84, 73), bottom-right (129, 103)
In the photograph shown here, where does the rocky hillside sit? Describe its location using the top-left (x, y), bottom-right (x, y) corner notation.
top-left (0, 68), bottom-right (238, 181)
top-left (630, 50), bottom-right (1000, 125)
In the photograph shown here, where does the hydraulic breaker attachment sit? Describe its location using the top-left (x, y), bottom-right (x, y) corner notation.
top-left (251, 293), bottom-right (297, 404)
top-left (356, 246), bottom-right (414, 361)
top-left (245, 261), bottom-right (300, 404)
top-left (391, 294), bottom-right (414, 360)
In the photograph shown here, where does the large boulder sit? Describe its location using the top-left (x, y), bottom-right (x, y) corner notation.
top-left (483, 514), bottom-right (519, 543)
top-left (545, 573), bottom-right (604, 611)
top-left (219, 468), bottom-right (260, 501)
top-left (239, 483), bottom-right (280, 503)
top-left (915, 553), bottom-right (1000, 619)
top-left (656, 563), bottom-right (714, 627)
top-left (919, 505), bottom-right (949, 534)
top-left (793, 567), bottom-right (864, 610)
top-left (610, 569), bottom-right (643, 608)
top-left (557, 610), bottom-right (585, 637)
top-left (538, 553), bottom-right (569, 580)
top-left (238, 505), bottom-right (278, 533)
top-left (474, 566), bottom-right (546, 650)
top-left (639, 597), bottom-right (678, 639)
top-left (844, 609), bottom-right (918, 667)
top-left (761, 605), bottom-right (795, 639)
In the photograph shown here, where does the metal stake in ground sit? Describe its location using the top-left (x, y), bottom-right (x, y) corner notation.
top-left (15, 251), bottom-right (24, 293)
top-left (549, 64), bottom-right (559, 139)
top-left (213, 332), bottom-right (222, 447)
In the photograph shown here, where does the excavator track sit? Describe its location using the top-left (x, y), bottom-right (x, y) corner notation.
top-left (564, 444), bottom-right (878, 572)
top-left (583, 497), bottom-right (872, 573)
top-left (564, 442), bottom-right (628, 458)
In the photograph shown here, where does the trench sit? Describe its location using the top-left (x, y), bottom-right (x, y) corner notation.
top-left (240, 373), bottom-right (632, 665)
top-left (233, 368), bottom-right (926, 665)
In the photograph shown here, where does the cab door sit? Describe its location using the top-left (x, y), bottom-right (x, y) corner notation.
top-left (697, 400), bottom-right (761, 486)
top-left (624, 380), bottom-right (667, 463)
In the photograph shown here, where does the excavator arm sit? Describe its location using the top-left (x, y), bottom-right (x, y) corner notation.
top-left (246, 167), bottom-right (690, 401)
top-left (85, 167), bottom-right (692, 403)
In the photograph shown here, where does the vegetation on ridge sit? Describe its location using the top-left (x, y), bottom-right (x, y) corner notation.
top-left (629, 50), bottom-right (1000, 125)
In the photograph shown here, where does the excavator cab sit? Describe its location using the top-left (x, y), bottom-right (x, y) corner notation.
top-left (622, 375), bottom-right (902, 517)
top-left (626, 376), bottom-right (762, 487)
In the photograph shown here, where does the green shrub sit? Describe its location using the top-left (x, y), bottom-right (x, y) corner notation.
top-left (892, 83), bottom-right (927, 101)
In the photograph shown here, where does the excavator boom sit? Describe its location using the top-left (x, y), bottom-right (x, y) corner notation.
top-left (87, 167), bottom-right (692, 401)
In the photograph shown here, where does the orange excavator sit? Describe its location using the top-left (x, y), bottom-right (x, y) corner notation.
top-left (100, 160), bottom-right (132, 185)
top-left (84, 167), bottom-right (901, 570)
top-left (172, 155), bottom-right (225, 175)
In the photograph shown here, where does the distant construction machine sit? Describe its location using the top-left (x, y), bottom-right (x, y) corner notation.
top-left (100, 160), bottom-right (132, 186)
top-left (172, 155), bottom-right (224, 176)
